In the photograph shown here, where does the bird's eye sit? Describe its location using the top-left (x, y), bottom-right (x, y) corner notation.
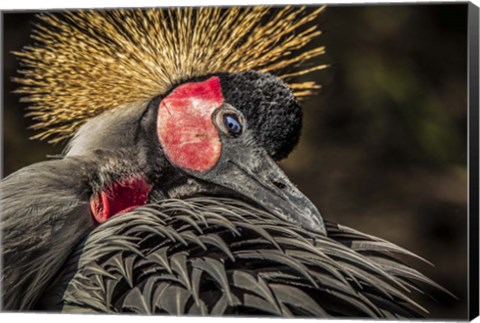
top-left (214, 104), bottom-right (245, 137)
top-left (223, 114), bottom-right (242, 136)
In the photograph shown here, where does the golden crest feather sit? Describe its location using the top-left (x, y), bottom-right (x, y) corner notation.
top-left (14, 6), bottom-right (327, 143)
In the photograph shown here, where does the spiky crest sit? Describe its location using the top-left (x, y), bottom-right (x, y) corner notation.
top-left (14, 6), bottom-right (327, 143)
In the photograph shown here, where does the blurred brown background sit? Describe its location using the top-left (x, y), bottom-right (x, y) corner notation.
top-left (2, 4), bottom-right (469, 319)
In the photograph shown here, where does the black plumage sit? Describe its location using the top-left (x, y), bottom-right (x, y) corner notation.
top-left (38, 198), bottom-right (448, 317)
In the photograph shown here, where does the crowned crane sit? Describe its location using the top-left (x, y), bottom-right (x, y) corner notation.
top-left (1, 7), bottom-right (451, 317)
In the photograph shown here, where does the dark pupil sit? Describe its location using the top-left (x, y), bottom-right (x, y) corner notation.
top-left (224, 115), bottom-right (242, 135)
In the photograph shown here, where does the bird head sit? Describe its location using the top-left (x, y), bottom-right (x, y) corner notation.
top-left (14, 7), bottom-right (327, 233)
top-left (65, 71), bottom-right (324, 234)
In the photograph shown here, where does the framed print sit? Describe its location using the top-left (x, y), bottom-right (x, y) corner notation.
top-left (1, 1), bottom-right (479, 320)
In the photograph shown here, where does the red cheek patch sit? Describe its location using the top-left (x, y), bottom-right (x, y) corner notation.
top-left (90, 176), bottom-right (152, 224)
top-left (157, 76), bottom-right (224, 172)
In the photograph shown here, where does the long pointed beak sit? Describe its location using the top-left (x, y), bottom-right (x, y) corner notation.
top-left (202, 146), bottom-right (326, 235)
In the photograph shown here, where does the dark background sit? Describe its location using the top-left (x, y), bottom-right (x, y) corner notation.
top-left (2, 4), bottom-right (469, 319)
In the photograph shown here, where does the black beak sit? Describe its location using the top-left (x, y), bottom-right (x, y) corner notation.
top-left (201, 145), bottom-right (326, 235)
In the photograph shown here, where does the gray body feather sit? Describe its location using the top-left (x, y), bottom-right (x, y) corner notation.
top-left (1, 158), bottom-right (95, 310)
top-left (1, 101), bottom-right (153, 311)
top-left (39, 197), bottom-right (449, 318)
top-left (1, 149), bottom-right (145, 310)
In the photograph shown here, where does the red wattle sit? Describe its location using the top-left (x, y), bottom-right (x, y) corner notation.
top-left (90, 176), bottom-right (152, 224)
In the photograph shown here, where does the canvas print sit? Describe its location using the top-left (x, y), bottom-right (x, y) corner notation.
top-left (1, 3), bottom-right (478, 320)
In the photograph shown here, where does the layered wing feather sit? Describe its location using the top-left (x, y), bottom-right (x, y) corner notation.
top-left (43, 197), bottom-right (448, 317)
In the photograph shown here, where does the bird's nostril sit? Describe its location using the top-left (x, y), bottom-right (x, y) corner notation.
top-left (272, 180), bottom-right (287, 190)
